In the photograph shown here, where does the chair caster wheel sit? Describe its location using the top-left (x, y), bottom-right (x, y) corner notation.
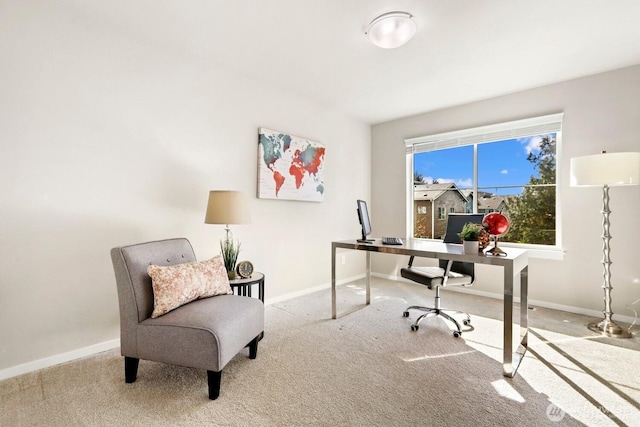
top-left (410, 325), bottom-right (419, 332)
top-left (463, 319), bottom-right (470, 326)
top-left (403, 311), bottom-right (409, 318)
top-left (453, 331), bottom-right (461, 338)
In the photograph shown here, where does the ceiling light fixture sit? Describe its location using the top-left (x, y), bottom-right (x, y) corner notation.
top-left (365, 11), bottom-right (416, 49)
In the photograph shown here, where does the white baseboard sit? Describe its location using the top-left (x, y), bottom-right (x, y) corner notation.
top-left (3, 272), bottom-right (635, 382)
top-left (1, 275), bottom-right (365, 382)
top-left (264, 273), bottom-right (365, 306)
top-left (385, 273), bottom-right (638, 325)
top-left (0, 339), bottom-right (120, 382)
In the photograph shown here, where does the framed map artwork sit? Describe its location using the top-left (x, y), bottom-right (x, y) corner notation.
top-left (257, 128), bottom-right (325, 202)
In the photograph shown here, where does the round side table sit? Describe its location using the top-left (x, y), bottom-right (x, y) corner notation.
top-left (229, 272), bottom-right (264, 303)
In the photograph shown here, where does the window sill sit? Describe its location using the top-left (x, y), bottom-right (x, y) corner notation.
top-left (523, 248), bottom-right (564, 260)
top-left (499, 244), bottom-right (564, 260)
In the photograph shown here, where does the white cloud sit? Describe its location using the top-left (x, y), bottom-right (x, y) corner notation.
top-left (519, 135), bottom-right (542, 154)
top-left (425, 176), bottom-right (471, 187)
top-left (500, 169), bottom-right (508, 174)
top-left (456, 178), bottom-right (472, 187)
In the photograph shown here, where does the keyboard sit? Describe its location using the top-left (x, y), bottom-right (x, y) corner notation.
top-left (381, 237), bottom-right (403, 245)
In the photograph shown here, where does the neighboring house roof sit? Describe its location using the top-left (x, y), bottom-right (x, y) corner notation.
top-left (413, 183), bottom-right (468, 202)
top-left (478, 195), bottom-right (508, 211)
top-left (462, 190), bottom-right (493, 200)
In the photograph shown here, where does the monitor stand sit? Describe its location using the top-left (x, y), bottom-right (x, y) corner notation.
top-left (357, 238), bottom-right (375, 243)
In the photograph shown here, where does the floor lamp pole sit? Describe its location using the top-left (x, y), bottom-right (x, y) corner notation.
top-left (588, 184), bottom-right (632, 338)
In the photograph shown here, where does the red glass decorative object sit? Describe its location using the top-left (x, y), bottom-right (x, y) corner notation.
top-left (482, 212), bottom-right (510, 256)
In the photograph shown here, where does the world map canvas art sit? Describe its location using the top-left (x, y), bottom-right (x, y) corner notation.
top-left (258, 128), bottom-right (326, 202)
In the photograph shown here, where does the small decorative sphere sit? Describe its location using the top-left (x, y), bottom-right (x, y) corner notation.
top-left (482, 212), bottom-right (510, 237)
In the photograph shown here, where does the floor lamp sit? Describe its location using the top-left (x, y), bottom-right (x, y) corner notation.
top-left (570, 151), bottom-right (640, 338)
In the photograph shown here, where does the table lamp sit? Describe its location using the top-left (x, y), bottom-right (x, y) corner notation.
top-left (570, 151), bottom-right (640, 338)
top-left (205, 190), bottom-right (250, 278)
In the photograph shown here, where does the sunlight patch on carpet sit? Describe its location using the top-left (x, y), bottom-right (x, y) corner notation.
top-left (492, 379), bottom-right (526, 403)
top-left (402, 349), bottom-right (477, 362)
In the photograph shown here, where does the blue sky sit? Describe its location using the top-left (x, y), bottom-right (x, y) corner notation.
top-left (414, 135), bottom-right (555, 195)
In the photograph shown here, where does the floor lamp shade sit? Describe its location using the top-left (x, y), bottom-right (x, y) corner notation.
top-left (570, 152), bottom-right (640, 187)
top-left (204, 191), bottom-right (250, 225)
top-left (569, 151), bottom-right (640, 338)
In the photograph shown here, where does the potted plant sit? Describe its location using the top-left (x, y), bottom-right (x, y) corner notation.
top-left (458, 222), bottom-right (483, 254)
top-left (220, 239), bottom-right (241, 279)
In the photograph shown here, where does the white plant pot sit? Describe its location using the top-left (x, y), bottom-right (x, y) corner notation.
top-left (463, 240), bottom-right (479, 255)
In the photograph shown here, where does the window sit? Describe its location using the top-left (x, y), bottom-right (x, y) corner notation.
top-left (405, 113), bottom-right (563, 248)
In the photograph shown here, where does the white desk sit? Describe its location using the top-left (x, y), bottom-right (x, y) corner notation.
top-left (331, 239), bottom-right (529, 378)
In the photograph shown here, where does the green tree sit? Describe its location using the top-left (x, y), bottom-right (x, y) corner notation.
top-left (414, 171), bottom-right (425, 183)
top-left (504, 135), bottom-right (556, 245)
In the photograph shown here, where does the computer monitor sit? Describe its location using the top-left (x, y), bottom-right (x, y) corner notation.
top-left (356, 199), bottom-right (374, 243)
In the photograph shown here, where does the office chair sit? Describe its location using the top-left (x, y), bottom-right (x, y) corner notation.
top-left (401, 213), bottom-right (483, 337)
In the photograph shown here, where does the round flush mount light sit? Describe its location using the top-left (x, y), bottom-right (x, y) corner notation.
top-left (365, 11), bottom-right (416, 49)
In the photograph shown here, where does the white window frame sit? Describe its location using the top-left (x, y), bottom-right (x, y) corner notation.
top-left (404, 113), bottom-right (564, 259)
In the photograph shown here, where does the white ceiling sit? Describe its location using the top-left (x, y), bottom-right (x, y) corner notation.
top-left (66, 0), bottom-right (640, 124)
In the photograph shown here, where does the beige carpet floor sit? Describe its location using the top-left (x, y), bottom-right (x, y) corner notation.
top-left (2, 277), bottom-right (639, 426)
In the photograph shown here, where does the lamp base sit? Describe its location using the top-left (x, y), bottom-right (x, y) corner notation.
top-left (485, 245), bottom-right (507, 256)
top-left (588, 319), bottom-right (632, 338)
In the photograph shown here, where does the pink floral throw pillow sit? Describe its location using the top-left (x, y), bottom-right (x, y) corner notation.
top-left (147, 255), bottom-right (233, 318)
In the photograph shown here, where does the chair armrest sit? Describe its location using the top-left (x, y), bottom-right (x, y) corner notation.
top-left (441, 259), bottom-right (454, 287)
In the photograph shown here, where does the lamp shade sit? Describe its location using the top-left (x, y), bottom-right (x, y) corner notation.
top-left (570, 152), bottom-right (640, 187)
top-left (204, 191), bottom-right (250, 225)
top-left (365, 11), bottom-right (416, 49)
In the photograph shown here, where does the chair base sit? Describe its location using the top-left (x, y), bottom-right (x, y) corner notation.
top-left (403, 305), bottom-right (470, 337)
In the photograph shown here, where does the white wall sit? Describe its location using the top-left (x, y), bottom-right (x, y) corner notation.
top-left (0, 2), bottom-right (370, 373)
top-left (371, 65), bottom-right (640, 319)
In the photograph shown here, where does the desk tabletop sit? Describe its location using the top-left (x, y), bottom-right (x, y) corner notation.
top-left (332, 238), bottom-right (528, 268)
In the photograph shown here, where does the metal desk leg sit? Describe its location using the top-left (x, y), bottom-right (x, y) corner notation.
top-left (332, 244), bottom-right (337, 319)
top-left (503, 266), bottom-right (514, 377)
top-left (503, 265), bottom-right (529, 377)
top-left (519, 266), bottom-right (529, 350)
top-left (365, 251), bottom-right (371, 305)
top-left (331, 244), bottom-right (371, 319)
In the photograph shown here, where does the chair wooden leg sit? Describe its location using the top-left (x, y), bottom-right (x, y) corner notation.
top-left (249, 335), bottom-right (259, 359)
top-left (207, 370), bottom-right (222, 400)
top-left (124, 357), bottom-right (139, 383)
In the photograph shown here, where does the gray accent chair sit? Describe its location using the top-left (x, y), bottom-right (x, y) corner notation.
top-left (111, 238), bottom-right (264, 400)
